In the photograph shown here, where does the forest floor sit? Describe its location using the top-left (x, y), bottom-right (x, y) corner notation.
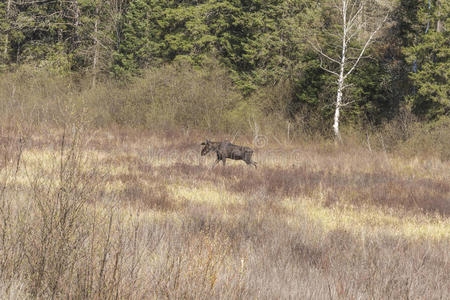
top-left (1, 126), bottom-right (449, 299)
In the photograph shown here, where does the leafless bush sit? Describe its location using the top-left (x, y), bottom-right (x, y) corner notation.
top-left (0, 125), bottom-right (448, 298)
top-left (398, 116), bottom-right (450, 160)
top-left (0, 125), bottom-right (122, 298)
top-left (0, 69), bottom-right (448, 298)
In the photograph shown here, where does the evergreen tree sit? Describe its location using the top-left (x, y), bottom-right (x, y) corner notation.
top-left (0, 0), bottom-right (14, 69)
top-left (403, 0), bottom-right (449, 119)
top-left (113, 0), bottom-right (166, 76)
top-left (74, 0), bottom-right (118, 85)
top-left (237, 0), bottom-right (309, 93)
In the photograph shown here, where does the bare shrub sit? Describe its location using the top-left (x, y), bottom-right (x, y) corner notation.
top-left (0, 66), bottom-right (89, 127)
top-left (21, 128), bottom-right (103, 297)
top-left (398, 116), bottom-right (450, 160)
top-left (103, 61), bottom-right (244, 132)
top-left (0, 126), bottom-right (122, 298)
top-left (121, 184), bottom-right (176, 211)
top-left (0, 62), bottom-right (248, 133)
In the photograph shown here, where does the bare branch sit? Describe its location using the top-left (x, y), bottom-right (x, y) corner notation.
top-left (331, 0), bottom-right (342, 14)
top-left (328, 98), bottom-right (355, 108)
top-left (344, 14), bottom-right (388, 79)
top-left (341, 100), bottom-right (356, 107)
top-left (348, 0), bottom-right (360, 21)
top-left (342, 83), bottom-right (354, 90)
top-left (347, 4), bottom-right (364, 31)
top-left (308, 40), bottom-right (341, 65)
top-left (346, 13), bottom-right (364, 34)
top-left (319, 59), bottom-right (340, 77)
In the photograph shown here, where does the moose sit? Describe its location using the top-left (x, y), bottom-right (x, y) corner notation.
top-left (201, 140), bottom-right (257, 168)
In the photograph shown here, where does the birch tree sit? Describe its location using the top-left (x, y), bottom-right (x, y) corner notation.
top-left (310, 0), bottom-right (391, 141)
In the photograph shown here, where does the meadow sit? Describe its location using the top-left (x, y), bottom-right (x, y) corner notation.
top-left (0, 124), bottom-right (448, 299)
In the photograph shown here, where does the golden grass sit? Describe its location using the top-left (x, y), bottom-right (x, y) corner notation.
top-left (1, 127), bottom-right (449, 298)
top-left (11, 130), bottom-right (450, 242)
top-left (283, 197), bottom-right (450, 240)
top-left (170, 184), bottom-right (245, 207)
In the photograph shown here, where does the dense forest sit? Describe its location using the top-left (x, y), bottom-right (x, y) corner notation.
top-left (0, 2), bottom-right (449, 298)
top-left (0, 0), bottom-right (448, 139)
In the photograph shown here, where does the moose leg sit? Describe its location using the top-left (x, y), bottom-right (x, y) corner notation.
top-left (245, 159), bottom-right (257, 168)
top-left (244, 151), bottom-right (257, 168)
top-left (212, 152), bottom-right (222, 168)
top-left (212, 159), bottom-right (221, 169)
top-left (217, 152), bottom-right (226, 166)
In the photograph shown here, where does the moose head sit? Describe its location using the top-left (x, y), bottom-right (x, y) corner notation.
top-left (200, 139), bottom-right (215, 156)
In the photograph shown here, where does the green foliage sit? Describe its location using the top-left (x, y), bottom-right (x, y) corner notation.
top-left (290, 53), bottom-right (335, 133)
top-left (0, 0), bottom-right (447, 135)
top-left (113, 0), bottom-right (313, 93)
top-left (235, 0), bottom-right (310, 93)
top-left (113, 0), bottom-right (165, 76)
top-left (347, 59), bottom-right (397, 125)
top-left (403, 0), bottom-right (450, 119)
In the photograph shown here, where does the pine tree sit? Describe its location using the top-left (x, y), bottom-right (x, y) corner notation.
top-left (0, 0), bottom-right (14, 69)
top-left (113, 0), bottom-right (166, 76)
top-left (403, 0), bottom-right (449, 119)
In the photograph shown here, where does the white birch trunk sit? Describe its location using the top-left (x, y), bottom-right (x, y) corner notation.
top-left (3, 32), bottom-right (8, 59)
top-left (334, 78), bottom-right (344, 142)
top-left (333, 0), bottom-right (348, 142)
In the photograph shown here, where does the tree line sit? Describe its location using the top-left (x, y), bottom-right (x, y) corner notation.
top-left (0, 0), bottom-right (448, 134)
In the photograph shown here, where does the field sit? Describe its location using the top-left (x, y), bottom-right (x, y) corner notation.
top-left (0, 125), bottom-right (449, 299)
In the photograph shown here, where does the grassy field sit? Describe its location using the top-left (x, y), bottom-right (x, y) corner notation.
top-left (0, 125), bottom-right (449, 299)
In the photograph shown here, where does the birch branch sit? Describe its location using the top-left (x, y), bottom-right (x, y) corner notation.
top-left (348, 0), bottom-right (360, 21)
top-left (344, 14), bottom-right (388, 79)
top-left (340, 100), bottom-right (356, 107)
top-left (341, 83), bottom-right (354, 90)
top-left (347, 4), bottom-right (364, 31)
top-left (319, 59), bottom-right (340, 76)
top-left (308, 40), bottom-right (341, 65)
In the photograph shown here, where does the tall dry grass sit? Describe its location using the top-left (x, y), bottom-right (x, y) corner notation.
top-left (0, 123), bottom-right (448, 298)
top-left (0, 62), bottom-right (449, 298)
top-left (1, 63), bottom-right (449, 160)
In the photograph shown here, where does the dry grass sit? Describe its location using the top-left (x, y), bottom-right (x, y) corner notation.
top-left (0, 125), bottom-right (449, 299)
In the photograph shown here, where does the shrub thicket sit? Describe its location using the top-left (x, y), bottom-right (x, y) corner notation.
top-left (0, 63), bottom-right (448, 160)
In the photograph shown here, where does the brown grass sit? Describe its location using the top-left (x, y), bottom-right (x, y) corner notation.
top-left (0, 124), bottom-right (449, 299)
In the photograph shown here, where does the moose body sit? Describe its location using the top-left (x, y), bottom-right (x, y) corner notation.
top-left (201, 140), bottom-right (257, 168)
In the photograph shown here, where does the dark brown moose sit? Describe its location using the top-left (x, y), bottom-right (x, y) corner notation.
top-left (201, 140), bottom-right (257, 168)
